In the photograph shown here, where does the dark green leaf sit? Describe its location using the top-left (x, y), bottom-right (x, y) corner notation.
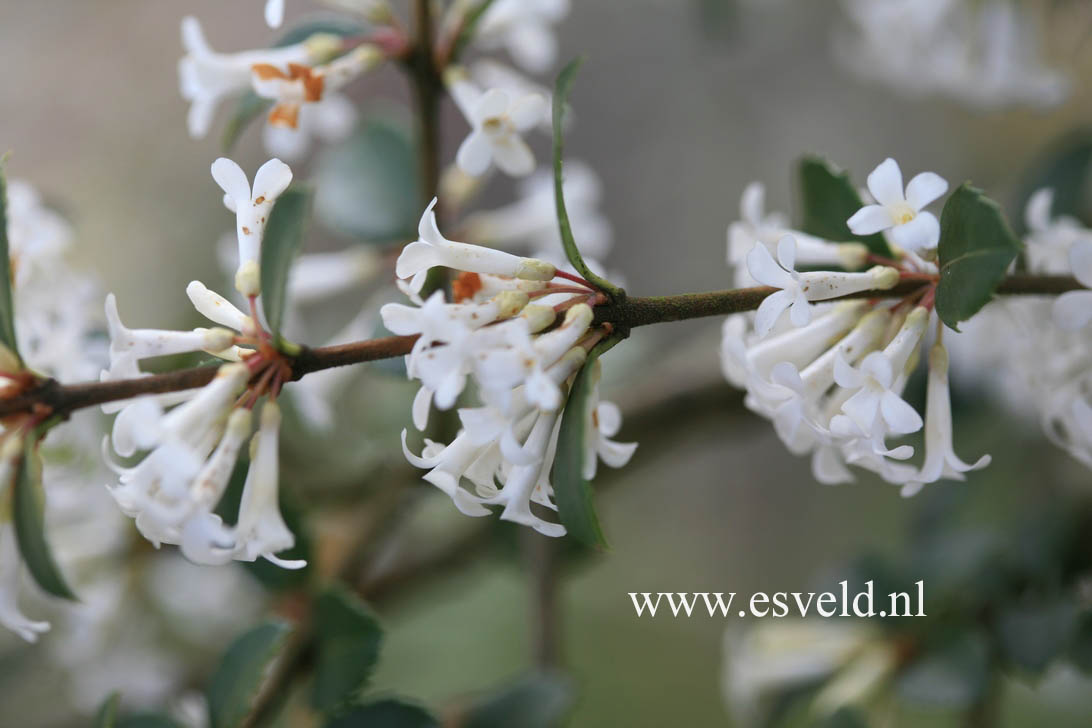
top-left (311, 585), bottom-right (383, 715)
top-left (261, 185), bottom-right (313, 341)
top-left (998, 597), bottom-right (1077, 675)
top-left (553, 336), bottom-right (622, 548)
top-left (810, 707), bottom-right (870, 728)
top-left (1068, 611), bottom-right (1092, 673)
top-left (207, 620), bottom-right (293, 728)
top-left (0, 162), bottom-right (22, 361)
top-left (314, 118), bottom-right (419, 243)
top-left (324, 699), bottom-right (439, 728)
top-left (798, 156), bottom-right (891, 257)
top-left (552, 58), bottom-right (625, 300)
top-left (94, 693), bottom-right (121, 728)
top-left (935, 184), bottom-right (1023, 331)
top-left (896, 631), bottom-right (990, 709)
top-left (1015, 130), bottom-right (1092, 232)
top-left (220, 17), bottom-right (369, 152)
top-left (13, 434), bottom-right (76, 599)
top-left (464, 672), bottom-right (574, 728)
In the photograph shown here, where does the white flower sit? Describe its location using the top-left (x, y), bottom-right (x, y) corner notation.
top-left (251, 46), bottom-right (383, 130)
top-left (447, 73), bottom-right (546, 177)
top-left (265, 0), bottom-right (285, 28)
top-left (904, 343), bottom-right (990, 496)
top-left (262, 92), bottom-right (357, 161)
top-left (747, 235), bottom-right (898, 336)
top-left (1052, 240), bottom-right (1092, 330)
top-left (178, 16), bottom-right (316, 138)
top-left (396, 198), bottom-right (556, 293)
top-left (233, 401), bottom-right (304, 568)
top-left (582, 367), bottom-right (637, 480)
top-left (476, 0), bottom-right (570, 73)
top-left (847, 158), bottom-right (948, 251)
top-left (104, 294), bottom-right (235, 379)
top-left (210, 157), bottom-right (294, 297)
top-left (729, 183), bottom-right (869, 286)
top-left (833, 307), bottom-right (928, 437)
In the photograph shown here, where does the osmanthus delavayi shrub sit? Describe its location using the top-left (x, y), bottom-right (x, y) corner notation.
top-left (1, 1), bottom-right (1091, 726)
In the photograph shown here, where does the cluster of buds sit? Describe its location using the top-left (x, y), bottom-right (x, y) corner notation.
top-left (384, 201), bottom-right (635, 536)
top-left (723, 159), bottom-right (990, 495)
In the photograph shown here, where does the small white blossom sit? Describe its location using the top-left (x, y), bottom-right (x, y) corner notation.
top-left (747, 235), bottom-right (898, 336)
top-left (211, 157), bottom-right (294, 297)
top-left (847, 158), bottom-right (948, 252)
top-left (447, 71), bottom-right (547, 177)
top-left (476, 0), bottom-right (570, 73)
top-left (265, 0), bottom-right (285, 28)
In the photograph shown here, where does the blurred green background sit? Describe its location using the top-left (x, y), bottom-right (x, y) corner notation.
top-left (3, 1), bottom-right (1092, 726)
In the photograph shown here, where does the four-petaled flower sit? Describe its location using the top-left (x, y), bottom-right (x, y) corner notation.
top-left (448, 73), bottom-right (547, 177)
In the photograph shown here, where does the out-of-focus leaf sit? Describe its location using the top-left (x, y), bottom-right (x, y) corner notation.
top-left (696, 0), bottom-right (739, 42)
top-left (553, 337), bottom-right (620, 548)
top-left (552, 58), bottom-right (624, 300)
top-left (261, 185), bottom-right (313, 342)
top-left (896, 631), bottom-right (990, 709)
top-left (324, 699), bottom-right (439, 728)
top-left (935, 184), bottom-right (1023, 331)
top-left (1015, 130), bottom-right (1092, 232)
top-left (810, 707), bottom-right (870, 728)
top-left (452, 0), bottom-right (498, 60)
top-left (221, 17), bottom-right (369, 152)
top-left (1069, 611), bottom-right (1092, 673)
top-left (998, 597), bottom-right (1077, 675)
top-left (116, 716), bottom-right (183, 728)
top-left (207, 620), bottom-right (293, 728)
top-left (0, 161), bottom-right (22, 361)
top-left (311, 585), bottom-right (383, 715)
top-left (94, 693), bottom-right (121, 728)
top-left (463, 671), bottom-right (574, 728)
top-left (798, 156), bottom-right (891, 256)
top-left (13, 433), bottom-right (76, 599)
top-left (314, 118), bottom-right (419, 243)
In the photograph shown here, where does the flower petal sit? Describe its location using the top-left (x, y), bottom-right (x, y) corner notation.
top-left (777, 234), bottom-right (797, 271)
top-left (889, 211), bottom-right (940, 251)
top-left (746, 243), bottom-right (793, 288)
top-left (1070, 240), bottom-right (1092, 288)
top-left (456, 131), bottom-right (493, 177)
top-left (475, 88), bottom-right (510, 121)
top-left (492, 136), bottom-right (536, 177)
top-left (880, 391), bottom-right (923, 434)
top-left (251, 158), bottom-right (293, 202)
top-left (847, 204), bottom-right (896, 236)
top-left (210, 158), bottom-right (250, 204)
top-left (510, 94), bottom-right (546, 131)
top-left (866, 158), bottom-right (904, 207)
top-left (1052, 290), bottom-right (1092, 330)
top-left (905, 171), bottom-right (948, 211)
top-left (754, 289), bottom-right (793, 337)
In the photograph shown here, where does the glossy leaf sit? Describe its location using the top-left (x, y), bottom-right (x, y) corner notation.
top-left (0, 162), bottom-right (22, 361)
top-left (311, 585), bottom-right (383, 715)
top-left (94, 693), bottom-right (121, 728)
top-left (261, 185), bottom-right (313, 341)
top-left (324, 699), bottom-right (439, 728)
top-left (463, 672), bottom-right (574, 728)
top-left (12, 434), bottom-right (76, 599)
top-left (798, 156), bottom-right (891, 256)
top-left (935, 184), bottom-right (1023, 331)
top-left (553, 337), bottom-right (621, 548)
top-left (314, 118), bottom-right (419, 243)
top-left (207, 620), bottom-right (293, 728)
top-left (552, 58), bottom-right (624, 300)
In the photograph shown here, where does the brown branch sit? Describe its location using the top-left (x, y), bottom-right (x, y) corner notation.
top-left (0, 274), bottom-right (1080, 420)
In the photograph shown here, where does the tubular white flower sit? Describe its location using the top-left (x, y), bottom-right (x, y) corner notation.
top-left (397, 198), bottom-right (556, 293)
top-left (233, 401), bottom-right (305, 569)
top-left (748, 235), bottom-right (898, 336)
top-left (185, 281), bottom-right (255, 335)
top-left (582, 364), bottom-right (637, 479)
top-left (104, 293), bottom-right (235, 378)
top-left (1052, 240), bottom-right (1092, 330)
top-left (210, 157), bottom-right (294, 296)
top-left (447, 72), bottom-right (546, 177)
top-left (834, 307), bottom-right (928, 437)
top-left (251, 45), bottom-right (383, 130)
top-left (847, 158), bottom-right (948, 251)
top-left (178, 16), bottom-right (315, 138)
top-left (905, 343), bottom-right (990, 496)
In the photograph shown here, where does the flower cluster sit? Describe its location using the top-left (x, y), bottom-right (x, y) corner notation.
top-left (384, 202), bottom-right (636, 536)
top-left (949, 188), bottom-right (1092, 468)
top-left (100, 159), bottom-right (304, 569)
top-left (836, 0), bottom-right (1070, 109)
top-left (723, 158), bottom-right (991, 496)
